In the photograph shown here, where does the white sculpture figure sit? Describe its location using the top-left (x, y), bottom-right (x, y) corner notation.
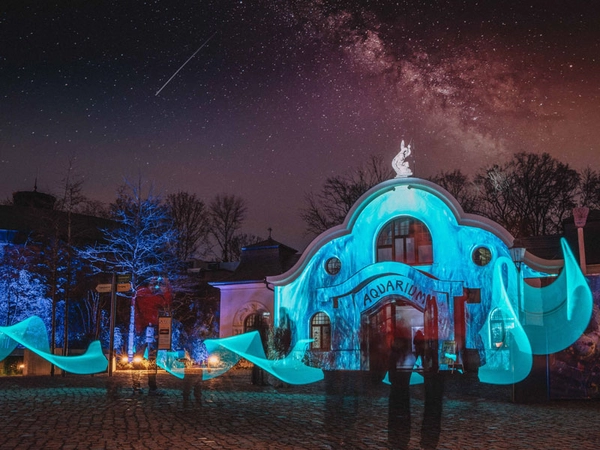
top-left (392, 140), bottom-right (413, 178)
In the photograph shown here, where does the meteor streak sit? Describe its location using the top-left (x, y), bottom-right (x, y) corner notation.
top-left (155, 31), bottom-right (217, 96)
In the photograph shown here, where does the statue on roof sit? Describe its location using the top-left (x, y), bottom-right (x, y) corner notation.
top-left (392, 140), bottom-right (413, 178)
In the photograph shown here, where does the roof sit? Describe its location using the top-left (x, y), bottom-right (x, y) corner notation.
top-left (514, 235), bottom-right (563, 260)
top-left (0, 204), bottom-right (114, 246)
top-left (214, 237), bottom-right (300, 284)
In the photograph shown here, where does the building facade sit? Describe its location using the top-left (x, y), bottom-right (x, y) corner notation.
top-left (212, 237), bottom-right (299, 337)
top-left (267, 178), bottom-right (592, 377)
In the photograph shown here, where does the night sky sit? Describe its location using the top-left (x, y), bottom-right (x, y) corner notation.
top-left (2, 1), bottom-right (599, 251)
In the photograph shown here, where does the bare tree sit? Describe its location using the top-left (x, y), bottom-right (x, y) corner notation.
top-left (474, 152), bottom-right (580, 237)
top-left (429, 169), bottom-right (480, 213)
top-left (54, 161), bottom-right (109, 218)
top-left (578, 167), bottom-right (600, 209)
top-left (208, 194), bottom-right (247, 262)
top-left (230, 232), bottom-right (263, 261)
top-left (166, 191), bottom-right (210, 262)
top-left (301, 155), bottom-right (393, 235)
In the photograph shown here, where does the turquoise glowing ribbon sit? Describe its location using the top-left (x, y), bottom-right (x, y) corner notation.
top-left (146, 347), bottom-right (185, 379)
top-left (478, 256), bottom-right (533, 385)
top-left (521, 238), bottom-right (593, 354)
top-left (0, 316), bottom-right (108, 374)
top-left (202, 331), bottom-right (324, 385)
top-left (479, 239), bottom-right (593, 385)
top-left (383, 356), bottom-right (425, 385)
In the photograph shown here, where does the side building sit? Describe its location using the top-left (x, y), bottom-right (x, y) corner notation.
top-left (211, 237), bottom-right (300, 337)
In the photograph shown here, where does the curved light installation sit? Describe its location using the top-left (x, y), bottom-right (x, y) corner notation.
top-left (382, 356), bottom-right (425, 385)
top-left (142, 347), bottom-right (186, 379)
top-left (478, 257), bottom-right (532, 384)
top-left (0, 316), bottom-right (108, 375)
top-left (202, 331), bottom-right (324, 385)
top-left (521, 238), bottom-right (593, 355)
top-left (478, 239), bottom-right (592, 385)
top-left (156, 350), bottom-right (186, 379)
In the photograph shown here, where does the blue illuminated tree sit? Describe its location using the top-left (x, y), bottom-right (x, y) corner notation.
top-left (0, 245), bottom-right (52, 327)
top-left (80, 180), bottom-right (178, 359)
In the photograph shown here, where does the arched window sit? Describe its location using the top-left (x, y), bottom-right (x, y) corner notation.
top-left (376, 217), bottom-right (433, 265)
top-left (244, 313), bottom-right (269, 333)
top-left (244, 313), bottom-right (258, 332)
top-left (310, 312), bottom-right (331, 351)
top-left (489, 308), bottom-right (514, 349)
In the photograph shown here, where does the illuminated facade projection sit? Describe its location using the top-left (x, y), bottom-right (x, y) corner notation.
top-left (265, 176), bottom-right (593, 386)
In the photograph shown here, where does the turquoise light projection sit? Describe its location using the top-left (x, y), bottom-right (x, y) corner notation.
top-left (383, 356), bottom-right (425, 385)
top-left (270, 179), bottom-right (514, 371)
top-left (142, 347), bottom-right (186, 379)
top-left (0, 316), bottom-right (108, 374)
top-left (156, 350), bottom-right (186, 379)
top-left (521, 239), bottom-right (593, 355)
top-left (268, 179), bottom-right (594, 385)
top-left (478, 239), bottom-right (592, 384)
top-left (202, 331), bottom-right (324, 384)
top-left (478, 256), bottom-right (533, 384)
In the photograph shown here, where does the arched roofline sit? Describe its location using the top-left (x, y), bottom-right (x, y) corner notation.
top-left (269, 178), bottom-right (563, 286)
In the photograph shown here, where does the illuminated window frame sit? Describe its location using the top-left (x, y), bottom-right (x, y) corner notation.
top-left (310, 312), bottom-right (331, 351)
top-left (376, 216), bottom-right (433, 265)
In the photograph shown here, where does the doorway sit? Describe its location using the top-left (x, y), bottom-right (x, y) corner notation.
top-left (361, 297), bottom-right (425, 377)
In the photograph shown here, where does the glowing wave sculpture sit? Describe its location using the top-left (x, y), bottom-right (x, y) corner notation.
top-left (478, 256), bottom-right (533, 384)
top-left (479, 239), bottom-right (592, 385)
top-left (383, 356), bottom-right (425, 385)
top-left (202, 331), bottom-right (324, 385)
top-left (156, 350), bottom-right (186, 379)
top-left (0, 316), bottom-right (108, 374)
top-left (521, 238), bottom-right (593, 355)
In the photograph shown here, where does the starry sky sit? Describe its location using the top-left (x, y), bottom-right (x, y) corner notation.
top-left (1, 1), bottom-right (599, 251)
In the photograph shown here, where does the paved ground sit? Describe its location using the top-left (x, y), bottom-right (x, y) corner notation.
top-left (0, 368), bottom-right (598, 450)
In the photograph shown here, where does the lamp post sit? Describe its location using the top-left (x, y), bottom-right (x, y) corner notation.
top-left (510, 245), bottom-right (526, 321)
top-left (573, 207), bottom-right (589, 275)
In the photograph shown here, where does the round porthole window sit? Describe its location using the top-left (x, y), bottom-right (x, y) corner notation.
top-left (325, 257), bottom-right (341, 275)
top-left (472, 246), bottom-right (492, 266)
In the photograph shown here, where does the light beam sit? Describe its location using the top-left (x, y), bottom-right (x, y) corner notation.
top-left (155, 31), bottom-right (217, 97)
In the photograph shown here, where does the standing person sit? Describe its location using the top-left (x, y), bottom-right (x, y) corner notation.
top-left (250, 313), bottom-right (269, 386)
top-left (131, 279), bottom-right (171, 395)
top-left (413, 329), bottom-right (425, 367)
top-left (387, 335), bottom-right (412, 449)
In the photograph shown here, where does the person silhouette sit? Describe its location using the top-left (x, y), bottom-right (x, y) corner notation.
top-left (387, 335), bottom-right (412, 449)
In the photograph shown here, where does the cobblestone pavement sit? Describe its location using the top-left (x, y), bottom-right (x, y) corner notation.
top-left (0, 369), bottom-right (599, 450)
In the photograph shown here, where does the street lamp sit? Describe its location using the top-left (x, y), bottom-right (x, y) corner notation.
top-left (573, 206), bottom-right (589, 275)
top-left (510, 245), bottom-right (526, 320)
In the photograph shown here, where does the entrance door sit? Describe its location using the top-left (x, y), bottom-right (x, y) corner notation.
top-left (362, 298), bottom-right (424, 377)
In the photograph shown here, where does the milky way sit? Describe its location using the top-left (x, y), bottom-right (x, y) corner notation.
top-left (1, 1), bottom-right (599, 250)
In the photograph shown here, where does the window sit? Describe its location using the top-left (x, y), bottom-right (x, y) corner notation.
top-left (310, 312), bottom-right (331, 351)
top-left (472, 246), bottom-right (492, 266)
top-left (325, 257), bottom-right (341, 275)
top-left (376, 217), bottom-right (433, 265)
top-left (489, 308), bottom-right (514, 349)
top-left (244, 313), bottom-right (268, 333)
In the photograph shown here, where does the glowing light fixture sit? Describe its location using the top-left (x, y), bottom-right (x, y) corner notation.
top-left (509, 246), bottom-right (526, 268)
